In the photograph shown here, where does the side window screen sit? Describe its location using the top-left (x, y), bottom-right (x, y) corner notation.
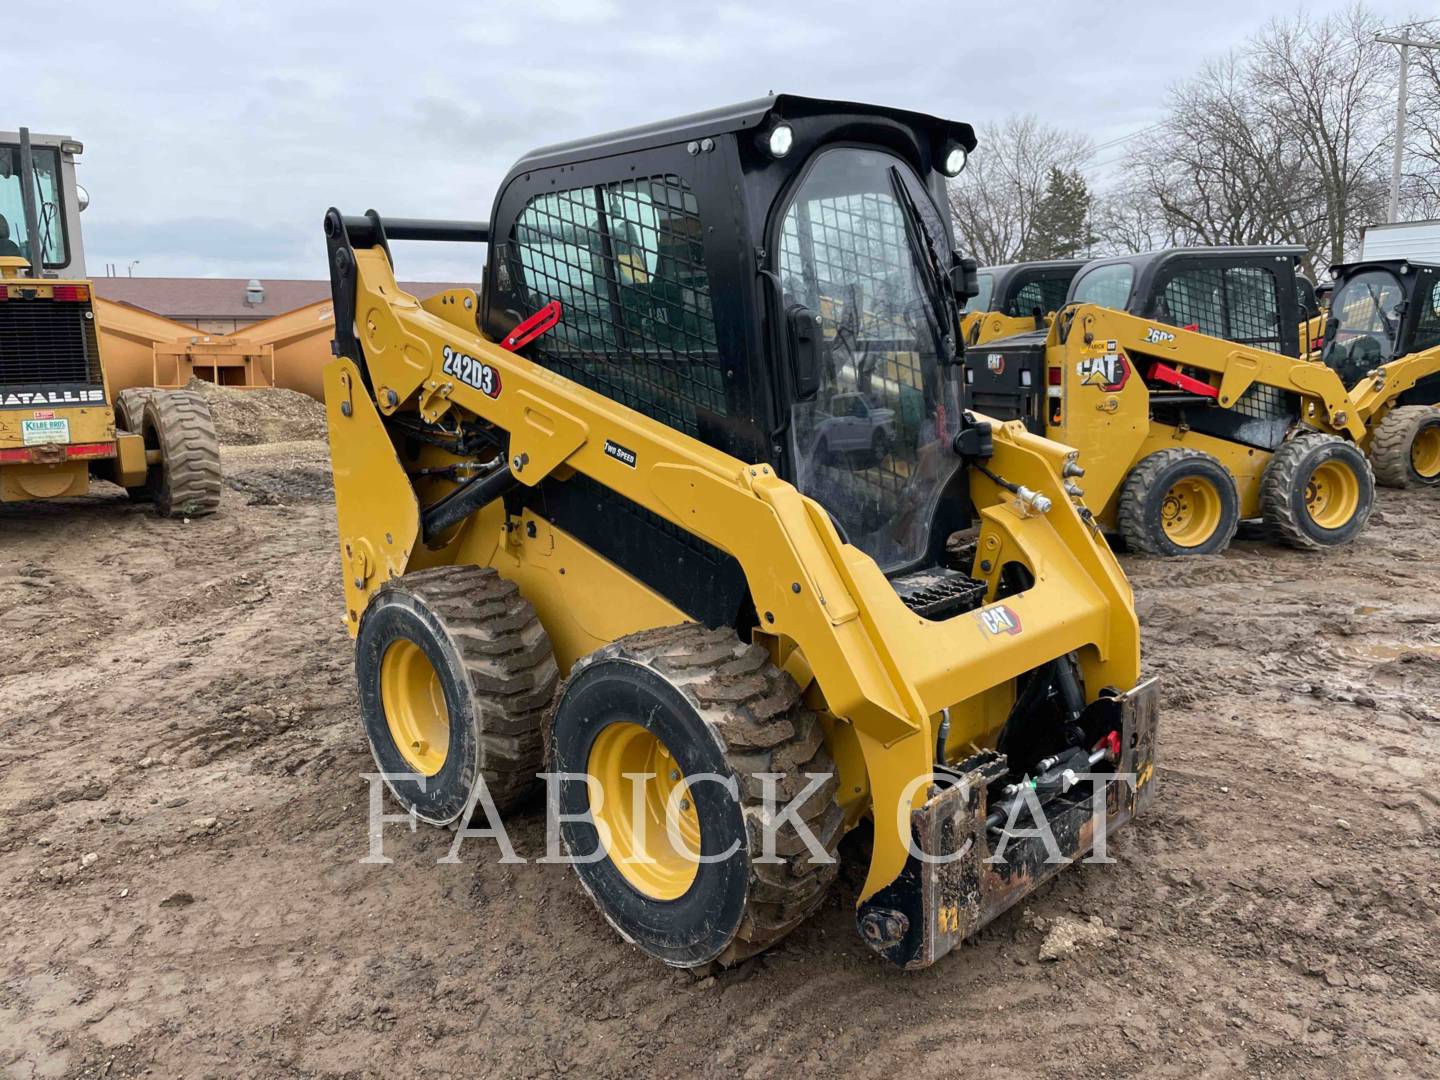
top-left (507, 175), bottom-right (723, 436)
top-left (1010, 273), bottom-right (1071, 316)
top-left (1415, 279), bottom-right (1440, 352)
top-left (1162, 268), bottom-right (1226, 338)
top-left (1161, 266), bottom-right (1281, 352)
top-left (1224, 267), bottom-right (1281, 350)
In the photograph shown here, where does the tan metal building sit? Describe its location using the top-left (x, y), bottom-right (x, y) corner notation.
top-left (92, 277), bottom-right (467, 333)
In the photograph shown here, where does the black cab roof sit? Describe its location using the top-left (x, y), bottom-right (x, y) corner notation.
top-left (1067, 246), bottom-right (1309, 311)
top-left (507, 93), bottom-right (976, 175)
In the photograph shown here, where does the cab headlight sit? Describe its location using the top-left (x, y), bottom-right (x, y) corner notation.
top-left (767, 123), bottom-right (795, 159)
top-left (942, 144), bottom-right (968, 177)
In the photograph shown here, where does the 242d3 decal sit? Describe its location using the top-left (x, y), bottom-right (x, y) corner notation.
top-left (441, 345), bottom-right (502, 399)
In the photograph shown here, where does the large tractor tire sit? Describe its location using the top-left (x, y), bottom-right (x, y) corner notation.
top-left (1370, 405), bottom-right (1440, 488)
top-left (114, 387), bottom-right (158, 435)
top-left (355, 565), bottom-right (558, 825)
top-left (548, 623), bottom-right (844, 968)
top-left (1260, 433), bottom-right (1374, 550)
top-left (139, 390), bottom-right (222, 517)
top-left (1117, 448), bottom-right (1240, 557)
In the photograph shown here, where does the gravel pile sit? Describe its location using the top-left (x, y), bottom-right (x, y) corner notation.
top-left (186, 376), bottom-right (328, 446)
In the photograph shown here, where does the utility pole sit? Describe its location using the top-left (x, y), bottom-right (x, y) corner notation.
top-left (1378, 30), bottom-right (1440, 223)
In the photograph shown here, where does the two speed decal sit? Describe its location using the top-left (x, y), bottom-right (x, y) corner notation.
top-left (441, 345), bottom-right (502, 399)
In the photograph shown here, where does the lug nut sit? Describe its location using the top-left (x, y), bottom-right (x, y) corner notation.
top-left (1065, 481), bottom-right (1084, 497)
top-left (1063, 461), bottom-right (1085, 478)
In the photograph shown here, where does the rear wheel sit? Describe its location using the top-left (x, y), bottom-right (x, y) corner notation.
top-left (115, 387), bottom-right (157, 435)
top-left (1118, 449), bottom-right (1239, 556)
top-left (356, 565), bottom-right (557, 825)
top-left (1370, 405), bottom-right (1440, 488)
top-left (548, 623), bottom-right (843, 968)
top-left (140, 390), bottom-right (222, 517)
top-left (1261, 433), bottom-right (1374, 549)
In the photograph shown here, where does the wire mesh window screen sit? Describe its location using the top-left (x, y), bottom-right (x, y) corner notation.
top-left (1414, 279), bottom-right (1440, 353)
top-left (1010, 274), bottom-right (1072, 316)
top-left (1162, 266), bottom-right (1282, 352)
top-left (1231, 381), bottom-right (1297, 420)
top-left (1224, 267), bottom-right (1282, 351)
top-left (507, 175), bottom-right (723, 436)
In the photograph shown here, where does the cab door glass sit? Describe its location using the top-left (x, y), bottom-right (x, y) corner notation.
top-left (1071, 263), bottom-right (1134, 310)
top-left (1323, 270), bottom-right (1404, 383)
top-left (777, 147), bottom-right (960, 573)
top-left (0, 145), bottom-right (67, 268)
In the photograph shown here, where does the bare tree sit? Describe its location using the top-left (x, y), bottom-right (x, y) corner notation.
top-left (1247, 4), bottom-right (1396, 263)
top-left (947, 115), bottom-right (1092, 265)
top-left (1404, 40), bottom-right (1440, 216)
top-left (1129, 53), bottom-right (1331, 269)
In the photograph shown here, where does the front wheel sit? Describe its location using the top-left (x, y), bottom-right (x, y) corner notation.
top-left (355, 565), bottom-right (558, 825)
top-left (548, 623), bottom-right (843, 968)
top-left (1370, 405), bottom-right (1440, 488)
top-left (1261, 433), bottom-right (1374, 550)
top-left (139, 390), bottom-right (222, 517)
top-left (1117, 449), bottom-right (1240, 557)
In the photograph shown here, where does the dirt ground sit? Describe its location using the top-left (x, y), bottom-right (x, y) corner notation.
top-left (2, 419), bottom-right (1438, 1079)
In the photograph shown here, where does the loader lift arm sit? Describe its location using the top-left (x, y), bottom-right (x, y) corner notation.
top-left (323, 206), bottom-right (1144, 917)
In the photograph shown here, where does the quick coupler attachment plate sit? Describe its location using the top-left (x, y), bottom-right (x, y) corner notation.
top-left (857, 677), bottom-right (1159, 969)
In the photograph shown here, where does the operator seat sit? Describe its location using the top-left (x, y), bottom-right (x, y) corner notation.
top-left (0, 215), bottom-right (21, 258)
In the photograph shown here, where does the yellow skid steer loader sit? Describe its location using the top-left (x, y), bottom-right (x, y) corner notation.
top-left (322, 96), bottom-right (1157, 969)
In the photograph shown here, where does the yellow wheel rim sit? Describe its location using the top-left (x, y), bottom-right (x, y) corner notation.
top-left (587, 723), bottom-right (701, 900)
top-left (379, 639), bottom-right (449, 776)
top-left (1305, 460), bottom-right (1361, 529)
top-left (1159, 475), bottom-right (1222, 547)
top-left (1412, 425), bottom-right (1440, 479)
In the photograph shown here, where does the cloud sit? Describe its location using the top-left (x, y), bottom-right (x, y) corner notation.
top-left (9, 0), bottom-right (1423, 279)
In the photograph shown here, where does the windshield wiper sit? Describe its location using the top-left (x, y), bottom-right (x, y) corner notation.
top-left (888, 168), bottom-right (955, 357)
top-left (1364, 282), bottom-right (1397, 339)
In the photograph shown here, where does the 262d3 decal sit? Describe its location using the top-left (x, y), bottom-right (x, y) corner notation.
top-left (441, 345), bottom-right (502, 399)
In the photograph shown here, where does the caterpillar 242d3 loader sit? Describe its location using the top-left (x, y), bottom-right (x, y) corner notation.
top-left (1317, 258), bottom-right (1440, 488)
top-left (323, 95), bottom-right (1157, 970)
top-left (970, 245), bottom-right (1440, 556)
top-left (0, 127), bottom-right (220, 515)
top-left (961, 258), bottom-right (1086, 347)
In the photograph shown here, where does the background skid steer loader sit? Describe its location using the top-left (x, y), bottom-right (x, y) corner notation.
top-left (322, 95), bottom-right (1157, 970)
top-left (1318, 258), bottom-right (1440, 488)
top-left (961, 258), bottom-right (1086, 347)
top-left (971, 246), bottom-right (1437, 556)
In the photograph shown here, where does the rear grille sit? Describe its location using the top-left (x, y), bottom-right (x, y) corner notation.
top-left (0, 298), bottom-right (103, 388)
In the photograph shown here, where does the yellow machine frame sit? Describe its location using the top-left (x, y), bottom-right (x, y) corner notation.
top-left (326, 243), bottom-right (1147, 908)
top-left (1034, 303), bottom-right (1440, 526)
top-left (0, 258), bottom-right (148, 502)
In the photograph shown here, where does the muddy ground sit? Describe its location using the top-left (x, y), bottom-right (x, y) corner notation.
top-left (1, 422), bottom-right (1437, 1078)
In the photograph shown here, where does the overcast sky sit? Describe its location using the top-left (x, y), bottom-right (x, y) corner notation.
top-left (10, 0), bottom-right (1423, 282)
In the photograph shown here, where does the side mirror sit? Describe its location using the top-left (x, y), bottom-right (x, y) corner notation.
top-left (786, 303), bottom-right (822, 401)
top-left (951, 255), bottom-right (979, 301)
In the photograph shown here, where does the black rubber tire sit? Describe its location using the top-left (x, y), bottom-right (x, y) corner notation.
top-left (116, 388), bottom-right (161, 502)
top-left (115, 387), bottom-right (157, 435)
top-left (1117, 448), bottom-right (1240, 557)
top-left (1260, 433), bottom-right (1375, 550)
top-left (355, 565), bottom-right (557, 826)
top-left (140, 390), bottom-right (222, 517)
top-left (548, 623), bottom-right (843, 968)
top-left (1370, 405), bottom-right (1440, 488)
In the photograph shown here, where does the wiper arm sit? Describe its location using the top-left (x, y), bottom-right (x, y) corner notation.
top-left (1365, 283), bottom-right (1397, 338)
top-left (888, 168), bottom-right (954, 353)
